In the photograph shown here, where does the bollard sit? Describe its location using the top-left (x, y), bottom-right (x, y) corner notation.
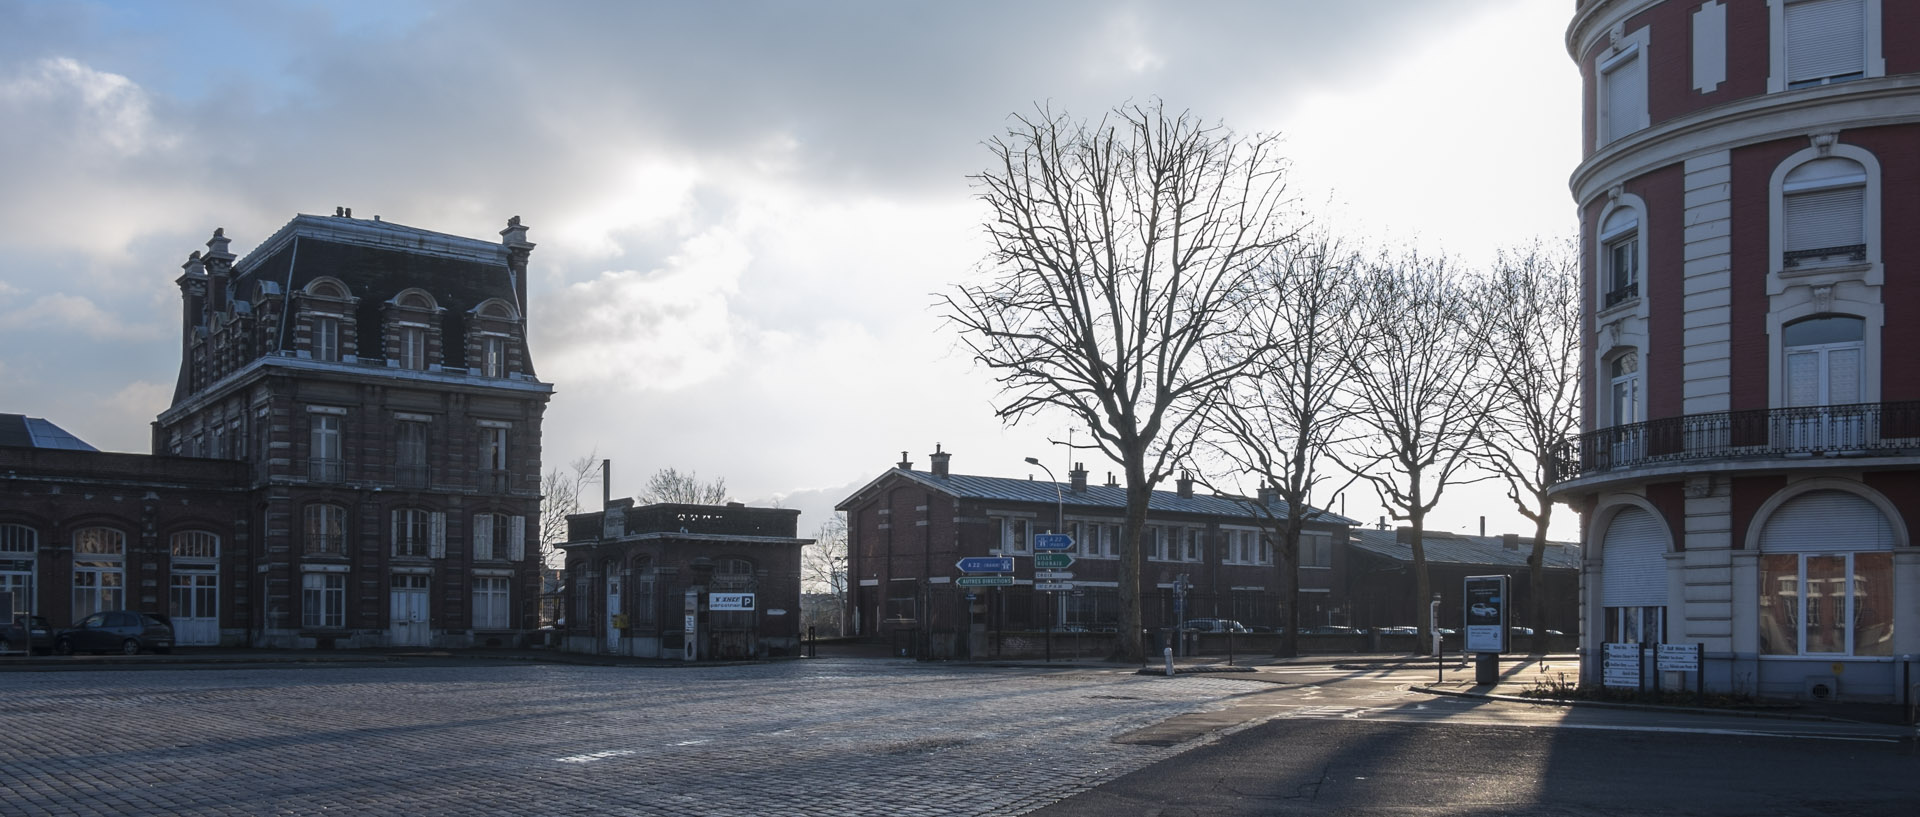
top-left (1164, 647), bottom-right (1175, 677)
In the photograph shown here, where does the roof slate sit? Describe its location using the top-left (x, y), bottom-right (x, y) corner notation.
top-left (1348, 528), bottom-right (1582, 570)
top-left (879, 469), bottom-right (1358, 526)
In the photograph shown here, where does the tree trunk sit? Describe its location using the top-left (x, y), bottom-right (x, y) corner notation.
top-left (1114, 465), bottom-right (1151, 663)
top-left (1528, 509), bottom-right (1552, 655)
top-left (1280, 514), bottom-right (1302, 658)
top-left (1410, 511), bottom-right (1431, 656)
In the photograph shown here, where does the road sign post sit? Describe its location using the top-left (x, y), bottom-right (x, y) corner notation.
top-left (956, 557), bottom-right (1015, 573)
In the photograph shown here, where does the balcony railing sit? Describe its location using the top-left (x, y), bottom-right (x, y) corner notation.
top-left (308, 458), bottom-right (344, 483)
top-left (1603, 281), bottom-right (1638, 308)
top-left (1550, 401), bottom-right (1920, 484)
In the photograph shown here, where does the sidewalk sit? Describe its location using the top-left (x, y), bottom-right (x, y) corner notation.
top-left (1409, 654), bottom-right (1915, 726)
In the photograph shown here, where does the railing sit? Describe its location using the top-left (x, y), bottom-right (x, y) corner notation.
top-left (1603, 282), bottom-right (1638, 308)
top-left (1550, 401), bottom-right (1920, 483)
top-left (392, 465), bottom-right (431, 489)
top-left (479, 469), bottom-right (512, 494)
top-left (308, 458), bottom-right (344, 483)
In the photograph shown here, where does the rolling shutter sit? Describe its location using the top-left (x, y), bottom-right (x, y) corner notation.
top-left (1786, 0), bottom-right (1865, 85)
top-left (1784, 186), bottom-right (1864, 253)
top-left (1759, 490), bottom-right (1892, 553)
top-left (1601, 507), bottom-right (1668, 607)
top-left (1604, 50), bottom-right (1645, 143)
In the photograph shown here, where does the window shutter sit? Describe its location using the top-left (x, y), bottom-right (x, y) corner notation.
top-left (430, 512), bottom-right (446, 559)
top-left (1786, 0), bottom-right (1865, 85)
top-left (472, 514), bottom-right (494, 561)
top-left (509, 515), bottom-right (527, 561)
top-left (1605, 51), bottom-right (1645, 143)
top-left (1784, 186), bottom-right (1864, 253)
top-left (1600, 507), bottom-right (1668, 608)
top-left (390, 511), bottom-right (400, 554)
top-left (1760, 490), bottom-right (1892, 552)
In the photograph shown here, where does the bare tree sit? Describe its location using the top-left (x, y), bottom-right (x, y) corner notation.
top-left (1341, 249), bottom-right (1487, 653)
top-left (945, 100), bottom-right (1298, 661)
top-left (1198, 233), bottom-right (1361, 657)
top-left (539, 451), bottom-right (601, 569)
top-left (638, 467), bottom-right (729, 505)
top-left (1469, 240), bottom-right (1582, 654)
top-left (800, 513), bottom-right (849, 636)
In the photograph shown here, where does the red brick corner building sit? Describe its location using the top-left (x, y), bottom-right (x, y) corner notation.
top-left (1554, 0), bottom-right (1920, 700)
top-left (1, 212), bottom-right (552, 648)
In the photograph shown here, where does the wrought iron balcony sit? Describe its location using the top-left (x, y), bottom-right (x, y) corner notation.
top-left (392, 465), bottom-right (431, 489)
top-left (1549, 401), bottom-right (1920, 484)
top-left (1603, 282), bottom-right (1638, 308)
top-left (307, 458), bottom-right (344, 483)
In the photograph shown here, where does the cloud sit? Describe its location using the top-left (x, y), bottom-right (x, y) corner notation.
top-left (1, 293), bottom-right (165, 341)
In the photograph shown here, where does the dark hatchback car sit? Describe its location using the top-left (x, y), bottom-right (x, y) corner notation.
top-left (55, 611), bottom-right (174, 655)
top-left (4, 614), bottom-right (54, 655)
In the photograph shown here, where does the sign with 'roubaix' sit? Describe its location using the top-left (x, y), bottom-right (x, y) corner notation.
top-left (709, 593), bottom-right (756, 611)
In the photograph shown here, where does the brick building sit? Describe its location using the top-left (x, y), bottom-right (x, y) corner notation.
top-left (1554, 0), bottom-right (1920, 699)
top-left (1, 212), bottom-right (551, 648)
top-left (835, 447), bottom-right (1356, 658)
top-left (559, 499), bottom-right (809, 659)
top-left (1342, 528), bottom-right (1582, 638)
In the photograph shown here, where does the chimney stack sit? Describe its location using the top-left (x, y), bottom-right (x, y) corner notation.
top-left (1176, 471), bottom-right (1194, 499)
top-left (1257, 485), bottom-right (1277, 507)
top-left (1069, 462), bottom-right (1088, 493)
top-left (929, 444), bottom-right (950, 478)
top-left (897, 451), bottom-right (913, 470)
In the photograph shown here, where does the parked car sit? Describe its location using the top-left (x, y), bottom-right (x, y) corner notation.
top-left (1375, 625), bottom-right (1417, 636)
top-left (1181, 618), bottom-right (1250, 633)
top-left (54, 611), bottom-right (174, 655)
top-left (4, 614), bottom-right (55, 655)
top-left (1300, 625), bottom-right (1364, 636)
top-left (1508, 626), bottom-right (1535, 637)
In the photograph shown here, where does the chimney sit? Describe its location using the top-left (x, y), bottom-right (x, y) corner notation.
top-left (500, 216), bottom-right (535, 334)
top-left (203, 228), bottom-right (235, 318)
top-left (1106, 472), bottom-right (1118, 488)
top-left (602, 459), bottom-right (612, 509)
top-left (1396, 526), bottom-right (1415, 546)
top-left (1069, 462), bottom-right (1088, 493)
top-left (897, 450), bottom-right (913, 470)
top-left (1256, 485), bottom-right (1277, 507)
top-left (1502, 533), bottom-right (1521, 551)
top-left (1378, 516), bottom-right (1388, 531)
top-left (1479, 516), bottom-right (1486, 537)
top-left (1176, 471), bottom-right (1194, 499)
top-left (929, 444), bottom-right (950, 478)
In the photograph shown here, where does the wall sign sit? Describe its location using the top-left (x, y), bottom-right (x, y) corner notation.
top-left (709, 593), bottom-right (756, 611)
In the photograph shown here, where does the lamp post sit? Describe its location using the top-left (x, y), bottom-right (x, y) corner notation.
top-left (1023, 457), bottom-right (1063, 535)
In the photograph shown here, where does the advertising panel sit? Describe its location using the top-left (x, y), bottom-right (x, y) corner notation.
top-left (1462, 575), bottom-right (1508, 653)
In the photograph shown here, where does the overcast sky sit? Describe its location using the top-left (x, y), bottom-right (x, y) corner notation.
top-left (0, 0), bottom-right (1583, 541)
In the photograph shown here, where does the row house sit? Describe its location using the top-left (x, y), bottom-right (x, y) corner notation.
top-left (834, 447), bottom-right (1357, 658)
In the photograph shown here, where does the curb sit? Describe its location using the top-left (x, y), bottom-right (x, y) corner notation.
top-left (1410, 684), bottom-right (1892, 725)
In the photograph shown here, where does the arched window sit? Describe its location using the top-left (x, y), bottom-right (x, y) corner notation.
top-left (306, 278), bottom-right (350, 299)
top-left (718, 558), bottom-right (754, 577)
top-left (1783, 315), bottom-right (1864, 407)
top-left (395, 290), bottom-right (437, 310)
top-left (1783, 157), bottom-right (1867, 268)
top-left (170, 531), bottom-right (219, 560)
top-left (1600, 207), bottom-right (1640, 307)
top-left (1608, 352), bottom-right (1640, 426)
top-left (1758, 489), bottom-right (1894, 656)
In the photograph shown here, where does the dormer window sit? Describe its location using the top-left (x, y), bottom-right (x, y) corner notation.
top-left (482, 336), bottom-right (506, 377)
top-left (314, 316), bottom-right (340, 362)
top-left (399, 326), bottom-right (427, 370)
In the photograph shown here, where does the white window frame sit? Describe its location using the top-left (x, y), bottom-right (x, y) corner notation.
top-left (302, 573), bottom-right (345, 629)
top-left (1769, 0), bottom-right (1883, 93)
top-left (313, 315), bottom-right (340, 362)
top-left (398, 325), bottom-right (427, 370)
top-left (1, 523), bottom-right (37, 615)
top-left (1596, 28), bottom-right (1650, 149)
top-left (72, 528), bottom-right (125, 621)
top-left (310, 413), bottom-right (342, 481)
top-left (393, 509), bottom-right (431, 558)
top-left (482, 335), bottom-right (507, 378)
top-left (1765, 144), bottom-right (1883, 409)
top-left (473, 576), bottom-right (511, 629)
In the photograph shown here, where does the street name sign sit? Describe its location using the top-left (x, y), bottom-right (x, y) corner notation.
top-left (956, 557), bottom-right (1015, 573)
top-left (1034, 581), bottom-right (1074, 592)
top-left (1033, 553), bottom-right (1076, 569)
top-left (956, 576), bottom-right (1014, 587)
top-left (1033, 534), bottom-right (1074, 551)
top-left (1034, 571), bottom-right (1073, 580)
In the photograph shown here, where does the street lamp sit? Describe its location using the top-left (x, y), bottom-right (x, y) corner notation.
top-left (1024, 456), bottom-right (1063, 535)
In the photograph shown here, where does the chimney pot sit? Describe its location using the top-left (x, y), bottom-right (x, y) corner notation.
top-left (897, 451), bottom-right (913, 470)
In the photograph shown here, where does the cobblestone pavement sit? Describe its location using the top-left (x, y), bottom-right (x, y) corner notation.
top-left (0, 660), bottom-right (1271, 816)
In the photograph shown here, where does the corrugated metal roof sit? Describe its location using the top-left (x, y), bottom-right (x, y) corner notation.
top-left (890, 469), bottom-right (1358, 525)
top-left (1349, 528), bottom-right (1581, 569)
top-left (0, 414), bottom-right (98, 451)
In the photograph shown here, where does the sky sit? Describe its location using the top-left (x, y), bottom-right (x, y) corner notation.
top-left (0, 0), bottom-right (1584, 542)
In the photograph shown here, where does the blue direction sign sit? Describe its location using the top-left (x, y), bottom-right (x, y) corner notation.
top-left (1033, 533), bottom-right (1074, 551)
top-left (956, 556), bottom-right (1015, 573)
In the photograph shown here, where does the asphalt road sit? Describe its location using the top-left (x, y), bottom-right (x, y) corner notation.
top-left (1036, 663), bottom-right (1920, 816)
